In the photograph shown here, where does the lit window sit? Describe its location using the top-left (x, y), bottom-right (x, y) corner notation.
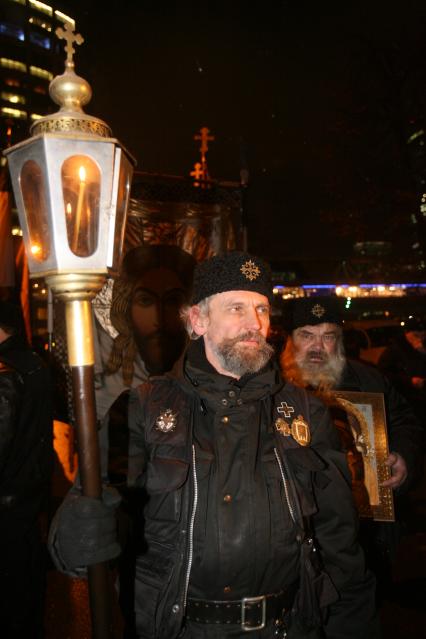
top-left (0, 22), bottom-right (25, 41)
top-left (29, 0), bottom-right (53, 17)
top-left (29, 17), bottom-right (52, 32)
top-left (1, 107), bottom-right (27, 119)
top-left (55, 10), bottom-right (75, 29)
top-left (33, 85), bottom-right (47, 95)
top-left (1, 92), bottom-right (26, 105)
top-left (29, 31), bottom-right (51, 49)
top-left (4, 78), bottom-right (21, 87)
top-left (0, 58), bottom-right (27, 73)
top-left (30, 113), bottom-right (43, 120)
top-left (29, 66), bottom-right (53, 81)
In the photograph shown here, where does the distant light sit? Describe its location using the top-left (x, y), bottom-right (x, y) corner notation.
top-left (407, 129), bottom-right (424, 144)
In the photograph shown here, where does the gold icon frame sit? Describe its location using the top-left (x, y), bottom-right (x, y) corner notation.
top-left (331, 390), bottom-right (395, 522)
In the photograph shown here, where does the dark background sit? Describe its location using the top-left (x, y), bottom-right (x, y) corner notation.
top-left (59, 1), bottom-right (426, 271)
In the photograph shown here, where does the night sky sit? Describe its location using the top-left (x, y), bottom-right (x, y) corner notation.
top-left (66, 1), bottom-right (426, 269)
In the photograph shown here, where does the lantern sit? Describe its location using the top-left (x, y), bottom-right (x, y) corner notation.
top-left (4, 24), bottom-right (135, 638)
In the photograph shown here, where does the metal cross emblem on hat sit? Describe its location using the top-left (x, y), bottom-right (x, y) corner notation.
top-left (240, 260), bottom-right (260, 281)
top-left (311, 304), bottom-right (325, 318)
top-left (277, 402), bottom-right (295, 419)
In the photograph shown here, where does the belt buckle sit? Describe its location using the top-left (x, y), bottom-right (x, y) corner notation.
top-left (241, 595), bottom-right (266, 631)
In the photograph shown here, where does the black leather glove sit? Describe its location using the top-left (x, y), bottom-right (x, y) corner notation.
top-left (48, 485), bottom-right (122, 575)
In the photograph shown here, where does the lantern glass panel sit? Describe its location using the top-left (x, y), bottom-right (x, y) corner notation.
top-left (109, 152), bottom-right (132, 271)
top-left (61, 155), bottom-right (101, 257)
top-left (20, 159), bottom-right (51, 262)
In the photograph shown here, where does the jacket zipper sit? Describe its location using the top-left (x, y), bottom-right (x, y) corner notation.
top-left (183, 444), bottom-right (198, 610)
top-left (274, 447), bottom-right (296, 524)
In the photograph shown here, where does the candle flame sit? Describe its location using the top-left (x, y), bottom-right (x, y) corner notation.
top-left (78, 166), bottom-right (86, 182)
top-left (66, 202), bottom-right (72, 215)
top-left (30, 244), bottom-right (41, 255)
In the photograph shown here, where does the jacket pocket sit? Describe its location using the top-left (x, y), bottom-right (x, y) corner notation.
top-left (146, 457), bottom-right (189, 522)
top-left (134, 540), bottom-right (175, 638)
top-left (262, 455), bottom-right (295, 541)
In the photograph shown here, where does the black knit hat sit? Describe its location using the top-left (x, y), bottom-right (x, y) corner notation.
top-left (290, 296), bottom-right (343, 330)
top-left (192, 251), bottom-right (273, 304)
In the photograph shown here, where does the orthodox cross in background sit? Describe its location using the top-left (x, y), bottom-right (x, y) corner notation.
top-left (190, 126), bottom-right (215, 188)
top-left (190, 162), bottom-right (204, 187)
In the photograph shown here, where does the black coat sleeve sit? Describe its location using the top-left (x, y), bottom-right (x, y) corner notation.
top-left (0, 369), bottom-right (21, 474)
top-left (382, 374), bottom-right (425, 488)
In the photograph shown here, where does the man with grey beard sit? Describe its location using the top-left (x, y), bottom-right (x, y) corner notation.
top-left (50, 252), bottom-right (378, 639)
top-left (281, 297), bottom-right (422, 491)
top-left (281, 297), bottom-right (424, 602)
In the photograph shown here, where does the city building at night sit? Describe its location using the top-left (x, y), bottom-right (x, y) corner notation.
top-left (0, 0), bottom-right (76, 338)
top-left (0, 0), bottom-right (75, 151)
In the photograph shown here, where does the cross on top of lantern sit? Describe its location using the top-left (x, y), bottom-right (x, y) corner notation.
top-left (190, 126), bottom-right (215, 187)
top-left (4, 22), bottom-right (136, 295)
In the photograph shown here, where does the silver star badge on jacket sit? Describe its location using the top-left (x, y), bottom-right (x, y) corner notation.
top-left (155, 409), bottom-right (178, 433)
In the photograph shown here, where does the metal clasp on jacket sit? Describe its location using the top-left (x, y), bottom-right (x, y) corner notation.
top-left (241, 595), bottom-right (266, 631)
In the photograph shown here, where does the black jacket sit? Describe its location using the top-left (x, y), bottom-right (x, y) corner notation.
top-left (125, 349), bottom-right (376, 639)
top-left (337, 359), bottom-right (424, 489)
top-left (0, 334), bottom-right (53, 529)
top-left (378, 337), bottom-right (426, 429)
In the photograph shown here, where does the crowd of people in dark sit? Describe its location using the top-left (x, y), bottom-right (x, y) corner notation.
top-left (1, 247), bottom-right (425, 638)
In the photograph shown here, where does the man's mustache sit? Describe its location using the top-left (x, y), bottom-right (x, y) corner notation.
top-left (233, 331), bottom-right (265, 346)
top-left (306, 350), bottom-right (328, 361)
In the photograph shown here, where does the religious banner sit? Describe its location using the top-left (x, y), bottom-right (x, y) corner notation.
top-left (124, 171), bottom-right (242, 259)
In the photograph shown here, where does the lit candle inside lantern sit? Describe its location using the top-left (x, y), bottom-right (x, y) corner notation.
top-left (72, 165), bottom-right (86, 252)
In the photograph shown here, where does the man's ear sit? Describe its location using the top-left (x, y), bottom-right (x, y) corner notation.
top-left (189, 305), bottom-right (209, 336)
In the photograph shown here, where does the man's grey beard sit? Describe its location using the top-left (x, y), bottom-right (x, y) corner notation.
top-left (280, 337), bottom-right (346, 390)
top-left (210, 331), bottom-right (274, 377)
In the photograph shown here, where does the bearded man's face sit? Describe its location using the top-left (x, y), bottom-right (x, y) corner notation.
top-left (190, 290), bottom-right (274, 378)
top-left (288, 322), bottom-right (345, 388)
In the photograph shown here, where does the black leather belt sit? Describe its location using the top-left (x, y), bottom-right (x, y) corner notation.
top-left (186, 584), bottom-right (297, 631)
